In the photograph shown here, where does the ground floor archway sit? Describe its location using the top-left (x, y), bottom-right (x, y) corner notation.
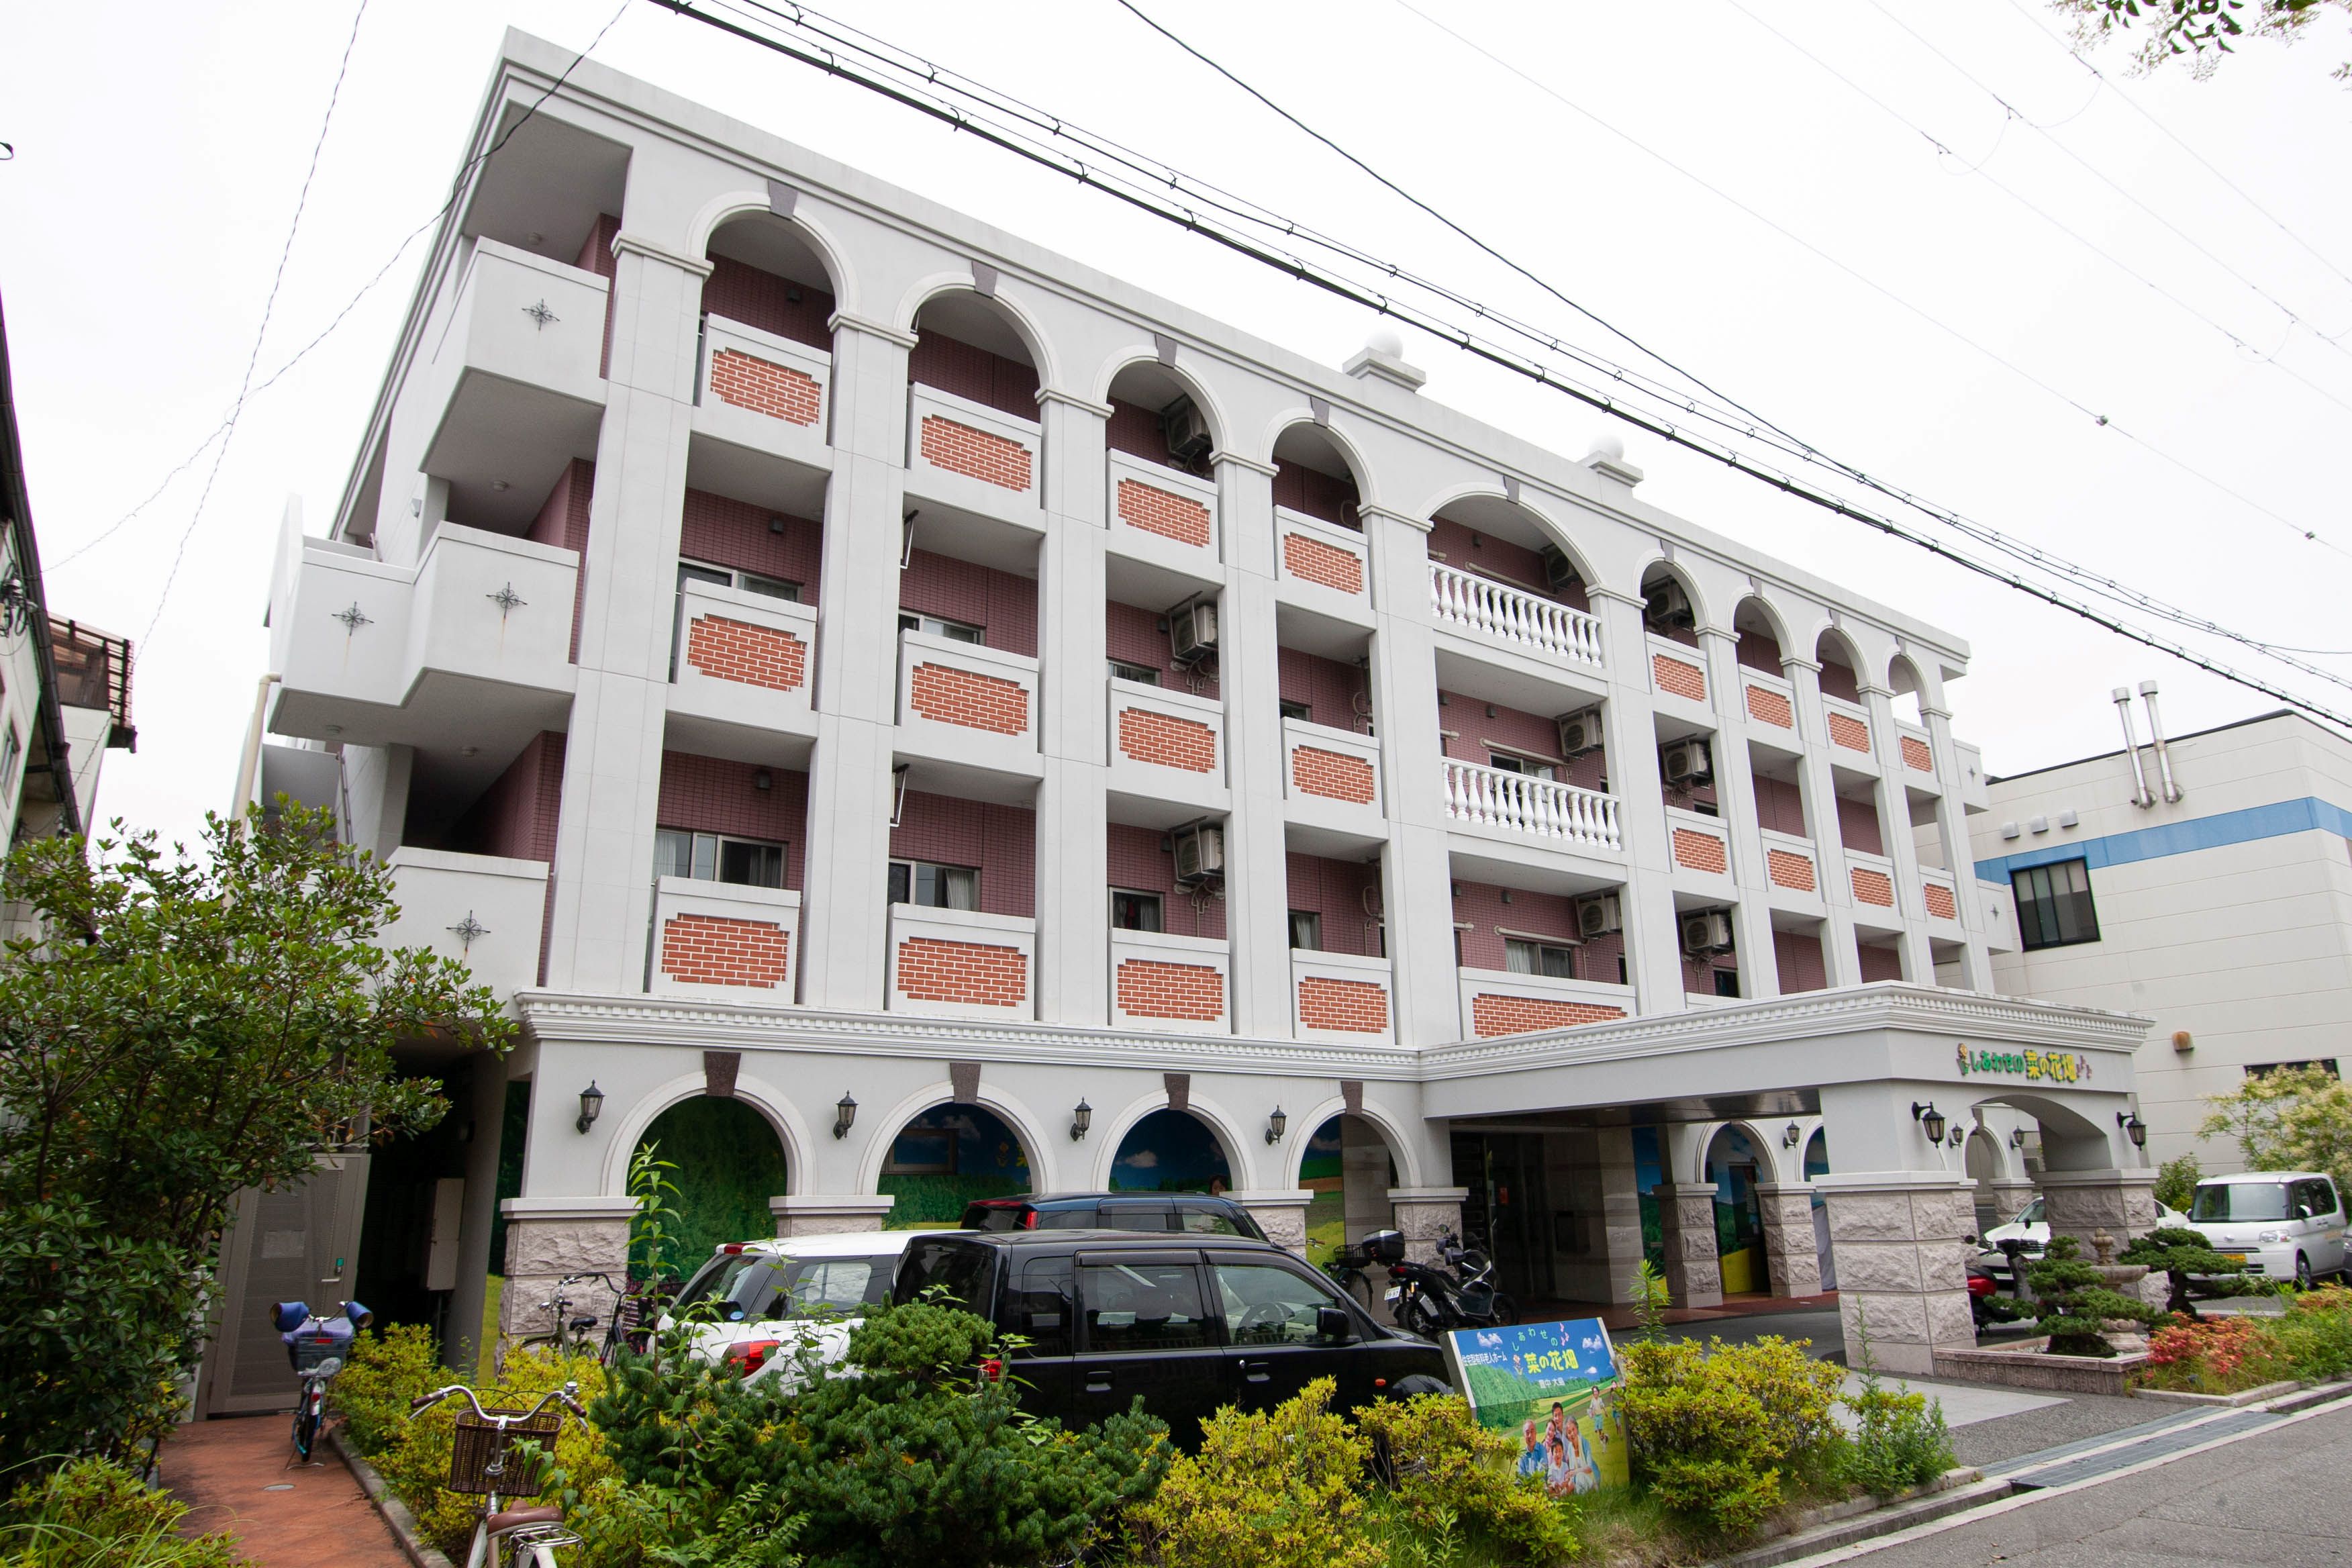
top-left (1704, 1124), bottom-right (1768, 1296)
top-left (636, 1095), bottom-right (788, 1275)
top-left (1300, 1114), bottom-right (1400, 1267)
top-left (877, 1101), bottom-right (1032, 1225)
top-left (1111, 1108), bottom-right (1231, 1193)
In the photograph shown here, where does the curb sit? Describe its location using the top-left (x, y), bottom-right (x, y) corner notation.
top-left (1719, 1473), bottom-right (2011, 1568)
top-left (328, 1430), bottom-right (459, 1568)
top-left (2133, 1378), bottom-right (2300, 1408)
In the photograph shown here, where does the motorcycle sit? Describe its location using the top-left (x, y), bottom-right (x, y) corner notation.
top-left (1380, 1228), bottom-right (1518, 1339)
top-left (272, 1298), bottom-right (372, 1461)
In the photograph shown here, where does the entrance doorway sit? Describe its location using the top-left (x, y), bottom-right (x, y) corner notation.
top-left (1451, 1130), bottom-right (1552, 1302)
top-left (1704, 1126), bottom-right (1767, 1297)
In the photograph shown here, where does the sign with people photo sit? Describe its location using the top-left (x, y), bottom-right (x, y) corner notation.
top-left (1442, 1318), bottom-right (1629, 1496)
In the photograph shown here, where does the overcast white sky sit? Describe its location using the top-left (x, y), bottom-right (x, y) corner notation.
top-left (5, 0), bottom-right (2350, 848)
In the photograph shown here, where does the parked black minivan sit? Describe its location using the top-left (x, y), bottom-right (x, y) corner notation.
top-left (895, 1229), bottom-right (1449, 1444)
top-left (960, 1191), bottom-right (1269, 1241)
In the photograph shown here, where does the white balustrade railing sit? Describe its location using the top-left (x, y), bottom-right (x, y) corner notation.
top-left (1442, 758), bottom-right (1622, 852)
top-left (1428, 562), bottom-right (1605, 667)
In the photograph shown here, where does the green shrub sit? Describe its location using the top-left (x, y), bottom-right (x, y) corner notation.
top-left (1840, 1383), bottom-right (1953, 1498)
top-left (0, 1457), bottom-right (247, 1568)
top-left (2151, 1153), bottom-right (2203, 1214)
top-left (2118, 1227), bottom-right (2262, 1320)
top-left (1615, 1335), bottom-right (1844, 1540)
top-left (1354, 1393), bottom-right (1581, 1564)
top-left (1126, 1378), bottom-right (1381, 1568)
top-left (2269, 1283), bottom-right (2352, 1381)
top-left (2004, 1236), bottom-right (2158, 1357)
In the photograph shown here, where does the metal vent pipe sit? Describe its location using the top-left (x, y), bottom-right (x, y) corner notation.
top-left (2112, 687), bottom-right (2153, 808)
top-left (2139, 680), bottom-right (2183, 803)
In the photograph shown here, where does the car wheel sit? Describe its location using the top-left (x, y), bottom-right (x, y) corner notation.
top-left (1390, 1374), bottom-right (1450, 1398)
top-left (2295, 1253), bottom-right (2314, 1291)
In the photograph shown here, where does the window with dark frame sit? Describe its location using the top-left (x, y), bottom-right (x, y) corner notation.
top-left (1108, 658), bottom-right (1161, 685)
top-left (1504, 937), bottom-right (1576, 979)
top-left (1110, 889), bottom-right (1164, 932)
top-left (2012, 858), bottom-right (2100, 950)
top-left (1712, 967), bottom-right (1742, 998)
top-left (1288, 910), bottom-right (1322, 951)
top-left (888, 859), bottom-right (980, 910)
top-left (655, 828), bottom-right (786, 889)
top-left (1279, 698), bottom-right (1312, 722)
top-left (899, 611), bottom-right (985, 644)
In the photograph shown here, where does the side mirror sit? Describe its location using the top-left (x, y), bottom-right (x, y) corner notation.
top-left (1316, 1306), bottom-right (1353, 1340)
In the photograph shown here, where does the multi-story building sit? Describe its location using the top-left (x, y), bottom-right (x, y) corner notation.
top-left (245, 33), bottom-right (2154, 1379)
top-left (1968, 699), bottom-right (2352, 1195)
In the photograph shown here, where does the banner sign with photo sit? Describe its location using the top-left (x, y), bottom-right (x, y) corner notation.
top-left (1443, 1318), bottom-right (1629, 1496)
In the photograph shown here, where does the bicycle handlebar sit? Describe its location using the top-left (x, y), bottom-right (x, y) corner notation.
top-left (407, 1380), bottom-right (585, 1424)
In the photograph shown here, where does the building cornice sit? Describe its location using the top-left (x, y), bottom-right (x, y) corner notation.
top-left (611, 232), bottom-right (714, 277)
top-left (1356, 504), bottom-right (1431, 534)
top-left (1211, 450), bottom-right (1279, 478)
top-left (1035, 387), bottom-right (1116, 418)
top-left (827, 311), bottom-right (920, 348)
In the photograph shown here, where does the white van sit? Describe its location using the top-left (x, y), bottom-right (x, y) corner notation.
top-left (664, 1229), bottom-right (942, 1384)
top-left (2187, 1171), bottom-right (2349, 1289)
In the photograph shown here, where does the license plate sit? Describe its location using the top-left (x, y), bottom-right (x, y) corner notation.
top-left (2222, 1252), bottom-right (2246, 1263)
top-left (1383, 1286), bottom-right (1402, 1305)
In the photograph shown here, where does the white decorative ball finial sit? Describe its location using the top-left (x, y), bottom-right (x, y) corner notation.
top-left (1365, 326), bottom-right (1404, 359)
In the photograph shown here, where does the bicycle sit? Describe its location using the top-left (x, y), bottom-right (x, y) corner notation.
top-left (272, 1299), bottom-right (372, 1463)
top-left (408, 1380), bottom-right (587, 1568)
top-left (501, 1273), bottom-right (619, 1373)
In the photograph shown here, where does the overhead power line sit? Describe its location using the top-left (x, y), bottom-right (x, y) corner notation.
top-left (644, 0), bottom-right (2352, 734)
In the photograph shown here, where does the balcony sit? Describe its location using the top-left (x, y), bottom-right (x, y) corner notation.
top-left (1108, 450), bottom-right (1220, 571)
top-left (1647, 635), bottom-right (1710, 714)
top-left (692, 313), bottom-right (832, 483)
top-left (905, 384), bottom-right (1042, 528)
top-left (1822, 695), bottom-right (1876, 762)
top-left (1665, 806), bottom-right (1732, 883)
top-left (1273, 508), bottom-right (1373, 624)
top-left (895, 631), bottom-right (1042, 778)
top-left (268, 518), bottom-right (577, 746)
top-left (1955, 740), bottom-right (1989, 813)
top-left (1282, 717), bottom-right (1383, 836)
top-left (1980, 878), bottom-right (2018, 953)
top-left (670, 580), bottom-right (818, 740)
top-left (1110, 928), bottom-right (1230, 1034)
top-left (1741, 667), bottom-right (1798, 739)
top-left (1920, 867), bottom-right (1963, 931)
top-left (887, 904), bottom-right (1034, 1020)
top-left (1457, 967), bottom-right (1634, 1039)
top-left (1291, 949), bottom-right (1394, 1044)
top-left (1427, 562), bottom-right (1604, 669)
top-left (1442, 758), bottom-right (1622, 855)
top-left (1846, 849), bottom-right (1900, 928)
top-left (379, 847), bottom-right (549, 999)
top-left (1759, 828), bottom-right (1824, 912)
top-left (650, 877), bottom-right (801, 999)
top-left (416, 240), bottom-right (608, 531)
top-left (1106, 678), bottom-right (1228, 814)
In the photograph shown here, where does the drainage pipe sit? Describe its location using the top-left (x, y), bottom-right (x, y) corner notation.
top-left (2112, 687), bottom-right (2153, 808)
top-left (2139, 680), bottom-right (2183, 803)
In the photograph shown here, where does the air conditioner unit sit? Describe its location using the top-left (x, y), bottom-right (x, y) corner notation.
top-left (1680, 910), bottom-right (1733, 954)
top-left (1170, 598), bottom-right (1219, 665)
top-left (1541, 546), bottom-right (1581, 593)
top-left (1644, 579), bottom-right (1695, 630)
top-left (1172, 821), bottom-right (1225, 886)
top-left (1575, 893), bottom-right (1622, 939)
top-left (1557, 709), bottom-right (1604, 757)
top-left (1661, 738), bottom-right (1713, 785)
top-left (1161, 396), bottom-right (1214, 465)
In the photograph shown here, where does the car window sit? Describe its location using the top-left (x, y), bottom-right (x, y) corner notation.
top-left (1102, 1204), bottom-right (1173, 1233)
top-left (1079, 1260), bottom-right (1213, 1352)
top-left (2020, 1199), bottom-right (2043, 1225)
top-left (897, 1238), bottom-right (996, 1310)
top-left (2192, 1183), bottom-right (2292, 1223)
top-left (1040, 1209), bottom-right (1100, 1230)
top-left (1177, 1204), bottom-right (1246, 1236)
top-left (670, 1255), bottom-right (787, 1323)
top-left (1006, 1257), bottom-right (1073, 1357)
top-left (962, 1203), bottom-right (1027, 1232)
top-left (2320, 1181), bottom-right (2344, 1217)
top-left (777, 1257), bottom-right (887, 1316)
top-left (2294, 1179), bottom-right (2336, 1220)
top-left (1212, 1261), bottom-right (1348, 1346)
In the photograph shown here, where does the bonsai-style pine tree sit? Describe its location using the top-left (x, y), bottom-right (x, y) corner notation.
top-left (2006, 1236), bottom-right (2160, 1357)
top-left (2119, 1226), bottom-right (2264, 1320)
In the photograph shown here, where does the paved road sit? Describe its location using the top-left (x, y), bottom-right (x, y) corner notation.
top-left (1818, 1398), bottom-right (2352, 1566)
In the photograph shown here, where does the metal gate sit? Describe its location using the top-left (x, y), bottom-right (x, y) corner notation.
top-left (195, 1153), bottom-right (371, 1417)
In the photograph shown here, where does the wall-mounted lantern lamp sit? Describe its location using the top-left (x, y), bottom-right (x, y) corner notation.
top-left (832, 1093), bottom-right (858, 1140)
top-left (1911, 1100), bottom-right (1947, 1144)
top-left (575, 1081), bottom-right (605, 1134)
top-left (1782, 1122), bottom-right (1802, 1149)
top-left (1265, 1106), bottom-right (1287, 1146)
top-left (1949, 1126), bottom-right (1967, 1150)
top-left (2117, 1110), bottom-right (2148, 1149)
top-left (2009, 1126), bottom-right (2026, 1150)
top-left (1070, 1099), bottom-right (1093, 1142)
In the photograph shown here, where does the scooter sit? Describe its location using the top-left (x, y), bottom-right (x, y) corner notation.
top-left (1379, 1228), bottom-right (1518, 1339)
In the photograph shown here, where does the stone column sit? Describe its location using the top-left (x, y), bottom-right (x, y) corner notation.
top-left (498, 1196), bottom-right (636, 1340)
top-left (771, 1195), bottom-right (897, 1238)
top-left (1657, 1183), bottom-right (1724, 1308)
top-left (1785, 658), bottom-right (1861, 987)
top-left (1032, 389), bottom-right (1112, 1026)
top-left (1232, 1189), bottom-right (1315, 1255)
top-left (1389, 1186), bottom-right (1471, 1267)
top-left (2039, 1167), bottom-right (2159, 1248)
top-left (1813, 1175), bottom-right (1977, 1376)
top-left (1753, 1183), bottom-right (1823, 1297)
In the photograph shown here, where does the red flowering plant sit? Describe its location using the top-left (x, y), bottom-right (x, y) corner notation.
top-left (2137, 1315), bottom-right (2283, 1394)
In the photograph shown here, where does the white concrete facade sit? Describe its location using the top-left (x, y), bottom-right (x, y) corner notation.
top-left (254, 34), bottom-right (2153, 1375)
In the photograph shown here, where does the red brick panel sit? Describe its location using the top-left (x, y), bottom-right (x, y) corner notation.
top-left (910, 661), bottom-right (1030, 735)
top-left (1901, 734), bottom-right (1934, 773)
top-left (1117, 707), bottom-right (1217, 773)
top-left (1923, 881), bottom-right (1958, 921)
top-left (895, 936), bottom-right (1030, 1008)
top-left (660, 914), bottom-right (791, 989)
top-left (1745, 684), bottom-right (1794, 728)
top-left (1297, 975), bottom-right (1389, 1034)
top-left (1672, 827), bottom-right (1729, 875)
top-left (684, 615), bottom-right (807, 693)
top-left (1851, 867), bottom-right (1896, 907)
top-left (1828, 712), bottom-right (1872, 752)
top-left (1116, 958), bottom-right (1226, 1022)
top-left (1766, 848), bottom-right (1816, 892)
top-left (1116, 478), bottom-right (1212, 548)
top-left (920, 415), bottom-right (1034, 492)
top-left (1291, 745), bottom-right (1377, 804)
top-left (709, 349), bottom-right (821, 426)
top-left (1653, 652), bottom-right (1707, 703)
top-left (1281, 530), bottom-right (1365, 595)
top-left (1470, 993), bottom-right (1627, 1038)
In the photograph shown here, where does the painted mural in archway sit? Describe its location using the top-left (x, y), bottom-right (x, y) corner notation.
top-left (1804, 1129), bottom-right (1835, 1291)
top-left (1301, 1114), bottom-right (1400, 1267)
top-left (1704, 1126), bottom-right (1767, 1297)
top-left (878, 1102), bottom-right (1032, 1226)
top-left (635, 1095), bottom-right (789, 1276)
top-left (1112, 1108), bottom-right (1231, 1193)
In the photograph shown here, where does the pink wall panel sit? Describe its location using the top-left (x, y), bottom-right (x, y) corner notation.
top-left (889, 789), bottom-right (1036, 918)
top-left (1681, 947), bottom-right (1741, 996)
top-left (1107, 822), bottom-right (1228, 939)
top-left (1818, 655), bottom-right (1863, 704)
top-left (1735, 628), bottom-right (1783, 672)
top-left (1277, 647), bottom-right (1369, 730)
top-left (1272, 459), bottom-right (1359, 528)
top-left (1425, 518), bottom-right (1588, 611)
top-left (1857, 943), bottom-right (1905, 983)
top-left (901, 548), bottom-right (1038, 658)
top-left (575, 215), bottom-right (619, 378)
top-left (656, 752), bottom-right (810, 889)
top-left (1436, 691), bottom-right (1606, 791)
top-left (1752, 773), bottom-right (1808, 836)
top-left (1775, 929), bottom-right (1828, 993)
top-left (908, 332), bottom-right (1039, 420)
top-left (1106, 396), bottom-right (1187, 467)
top-left (1108, 600), bottom-right (1220, 696)
top-left (450, 732), bottom-right (567, 864)
top-left (700, 254), bottom-right (834, 350)
top-left (1283, 852), bottom-right (1383, 957)
top-left (679, 487), bottom-right (823, 604)
top-left (527, 460), bottom-right (594, 660)
top-left (1836, 794), bottom-right (1886, 856)
top-left (1449, 879), bottom-right (1591, 974)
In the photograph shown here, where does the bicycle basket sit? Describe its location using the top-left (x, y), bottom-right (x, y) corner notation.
top-left (446, 1409), bottom-right (562, 1496)
top-left (288, 1337), bottom-right (346, 1375)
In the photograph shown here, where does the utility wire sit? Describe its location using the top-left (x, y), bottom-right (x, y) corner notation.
top-left (646, 0), bottom-right (2352, 734)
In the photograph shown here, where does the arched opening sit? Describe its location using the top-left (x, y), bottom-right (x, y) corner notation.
top-left (877, 1101), bottom-right (1033, 1226)
top-left (910, 290), bottom-right (1040, 418)
top-left (1639, 561), bottom-right (1703, 648)
top-left (1300, 1114), bottom-right (1401, 1271)
top-left (1965, 1127), bottom-right (2006, 1236)
top-left (1428, 494), bottom-right (1592, 613)
top-left (1271, 422), bottom-right (1363, 530)
top-left (1704, 1124), bottom-right (1769, 1297)
top-left (1106, 360), bottom-right (1217, 479)
top-left (703, 211), bottom-right (840, 350)
top-left (634, 1095), bottom-right (789, 1279)
top-left (1814, 629), bottom-right (1864, 705)
top-left (1888, 653), bottom-right (1928, 728)
top-left (1112, 1108), bottom-right (1232, 1194)
top-left (1804, 1129), bottom-right (1834, 1291)
top-left (1732, 597), bottom-right (1785, 673)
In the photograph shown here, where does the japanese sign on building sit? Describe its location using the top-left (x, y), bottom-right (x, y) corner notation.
top-left (1956, 1044), bottom-right (2091, 1083)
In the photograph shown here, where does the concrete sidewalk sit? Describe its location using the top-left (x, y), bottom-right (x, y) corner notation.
top-left (158, 1416), bottom-right (409, 1568)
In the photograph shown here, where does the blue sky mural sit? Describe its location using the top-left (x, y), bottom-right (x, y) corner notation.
top-left (1112, 1108), bottom-right (1231, 1192)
